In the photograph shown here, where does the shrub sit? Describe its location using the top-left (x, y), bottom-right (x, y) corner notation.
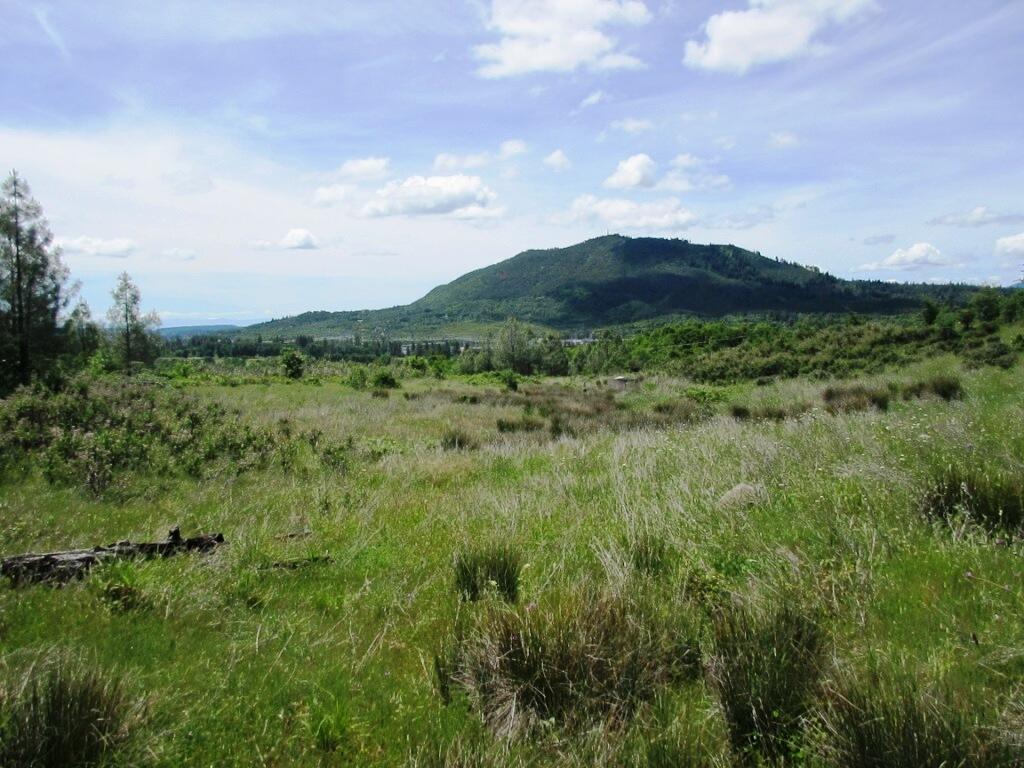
top-left (371, 369), bottom-right (399, 389)
top-left (705, 600), bottom-right (826, 764)
top-left (440, 590), bottom-right (700, 735)
top-left (816, 668), bottom-right (1009, 768)
top-left (0, 658), bottom-right (143, 768)
top-left (440, 428), bottom-right (477, 451)
top-left (280, 349), bottom-right (305, 380)
top-left (964, 340), bottom-right (1017, 369)
top-left (822, 384), bottom-right (889, 414)
top-left (453, 544), bottom-right (522, 603)
top-left (902, 374), bottom-right (964, 402)
top-left (921, 467), bottom-right (1024, 536)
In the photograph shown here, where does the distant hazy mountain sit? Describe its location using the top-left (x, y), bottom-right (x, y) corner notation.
top-left (158, 324), bottom-right (239, 339)
top-left (242, 235), bottom-right (976, 339)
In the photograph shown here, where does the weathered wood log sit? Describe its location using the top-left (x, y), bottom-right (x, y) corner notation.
top-left (258, 555), bottom-right (333, 571)
top-left (1, 527), bottom-right (225, 585)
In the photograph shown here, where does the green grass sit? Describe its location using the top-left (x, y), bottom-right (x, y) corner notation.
top-left (1, 359), bottom-right (1023, 765)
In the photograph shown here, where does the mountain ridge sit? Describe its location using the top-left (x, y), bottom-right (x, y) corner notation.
top-left (239, 235), bottom-right (976, 339)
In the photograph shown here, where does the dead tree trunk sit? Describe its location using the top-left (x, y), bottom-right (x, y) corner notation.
top-left (1, 527), bottom-right (225, 585)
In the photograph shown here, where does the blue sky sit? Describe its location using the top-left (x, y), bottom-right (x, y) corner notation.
top-left (2, 0), bottom-right (1023, 326)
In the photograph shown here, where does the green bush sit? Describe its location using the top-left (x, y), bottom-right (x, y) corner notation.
top-left (371, 369), bottom-right (399, 389)
top-left (280, 349), bottom-right (305, 379)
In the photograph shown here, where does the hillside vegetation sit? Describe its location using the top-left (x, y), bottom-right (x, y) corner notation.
top-left (242, 235), bottom-right (977, 339)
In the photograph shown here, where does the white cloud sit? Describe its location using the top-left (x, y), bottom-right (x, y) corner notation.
top-left (312, 183), bottom-right (357, 206)
top-left (579, 90), bottom-right (607, 109)
top-left (434, 139), bottom-right (527, 171)
top-left (655, 153), bottom-right (731, 192)
top-left (498, 139), bottom-right (528, 159)
top-left (604, 153), bottom-right (657, 189)
top-left (434, 151), bottom-right (491, 171)
top-left (769, 131), bottom-right (799, 148)
top-left (995, 232), bottom-right (1024, 257)
top-left (57, 235), bottom-right (138, 258)
top-left (361, 175), bottom-right (503, 218)
top-left (335, 156), bottom-right (391, 181)
top-left (929, 206), bottom-right (1024, 228)
top-left (608, 117), bottom-right (652, 134)
top-left (858, 242), bottom-right (952, 272)
top-left (474, 0), bottom-right (650, 78)
top-left (566, 194), bottom-right (697, 230)
top-left (278, 228), bottom-right (319, 249)
top-left (543, 149), bottom-right (572, 172)
top-left (684, 0), bottom-right (876, 75)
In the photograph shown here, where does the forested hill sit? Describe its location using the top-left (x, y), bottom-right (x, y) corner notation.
top-left (242, 235), bottom-right (976, 338)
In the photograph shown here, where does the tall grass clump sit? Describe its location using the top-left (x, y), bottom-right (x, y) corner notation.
top-left (921, 466), bottom-right (1024, 537)
top-left (705, 600), bottom-right (826, 764)
top-left (816, 668), bottom-right (1012, 768)
top-left (0, 658), bottom-right (144, 768)
top-left (624, 531), bottom-right (674, 577)
top-left (439, 589), bottom-right (701, 736)
top-left (440, 428), bottom-right (478, 451)
top-left (822, 384), bottom-right (890, 414)
top-left (902, 374), bottom-right (964, 402)
top-left (453, 544), bottom-right (522, 603)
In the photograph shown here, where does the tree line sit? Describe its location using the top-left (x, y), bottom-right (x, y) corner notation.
top-left (0, 171), bottom-right (160, 395)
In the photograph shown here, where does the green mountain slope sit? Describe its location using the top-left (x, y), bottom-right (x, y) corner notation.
top-left (242, 235), bottom-right (975, 338)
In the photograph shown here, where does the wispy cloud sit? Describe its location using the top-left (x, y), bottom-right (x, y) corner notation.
top-left (928, 206), bottom-right (1024, 228)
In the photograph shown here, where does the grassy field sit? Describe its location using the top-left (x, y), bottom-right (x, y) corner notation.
top-left (1, 357), bottom-right (1023, 766)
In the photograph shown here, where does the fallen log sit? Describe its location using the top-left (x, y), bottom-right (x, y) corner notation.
top-left (1, 527), bottom-right (225, 585)
top-left (258, 555), bottom-right (333, 571)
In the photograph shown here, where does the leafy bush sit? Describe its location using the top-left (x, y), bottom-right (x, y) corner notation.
top-left (439, 589), bottom-right (700, 735)
top-left (371, 369), bottom-right (399, 389)
top-left (0, 376), bottom-right (345, 494)
top-left (964, 340), bottom-right (1017, 370)
top-left (0, 657), bottom-right (144, 767)
top-left (453, 544), bottom-right (522, 603)
top-left (816, 668), bottom-right (1011, 768)
top-left (279, 349), bottom-right (305, 379)
top-left (705, 600), bottom-right (826, 764)
top-left (921, 467), bottom-right (1024, 536)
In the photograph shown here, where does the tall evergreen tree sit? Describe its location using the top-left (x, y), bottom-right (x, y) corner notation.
top-left (106, 272), bottom-right (160, 372)
top-left (0, 171), bottom-right (71, 392)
